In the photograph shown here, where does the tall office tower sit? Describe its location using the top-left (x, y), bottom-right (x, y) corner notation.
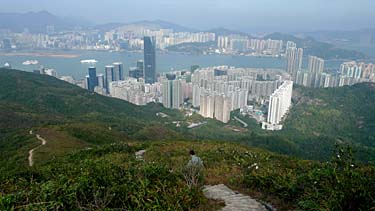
top-left (286, 47), bottom-right (303, 80)
top-left (266, 80), bottom-right (293, 127)
top-left (137, 60), bottom-right (144, 72)
top-left (144, 36), bottom-right (156, 84)
top-left (308, 56), bottom-right (325, 74)
top-left (105, 65), bottom-right (115, 92)
top-left (113, 62), bottom-right (124, 81)
top-left (88, 67), bottom-right (98, 92)
top-left (129, 67), bottom-right (143, 79)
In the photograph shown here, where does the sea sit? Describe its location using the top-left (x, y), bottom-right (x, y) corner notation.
top-left (0, 50), bottom-right (353, 80)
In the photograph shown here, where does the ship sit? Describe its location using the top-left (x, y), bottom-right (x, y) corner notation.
top-left (80, 59), bottom-right (98, 64)
top-left (22, 60), bottom-right (39, 65)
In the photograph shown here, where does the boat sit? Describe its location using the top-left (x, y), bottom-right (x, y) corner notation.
top-left (3, 62), bottom-right (11, 69)
top-left (80, 59), bottom-right (98, 64)
top-left (22, 60), bottom-right (39, 65)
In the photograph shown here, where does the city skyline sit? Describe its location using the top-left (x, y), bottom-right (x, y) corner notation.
top-left (1, 0), bottom-right (375, 32)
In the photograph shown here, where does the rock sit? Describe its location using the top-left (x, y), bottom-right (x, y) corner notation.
top-left (135, 150), bottom-right (146, 160)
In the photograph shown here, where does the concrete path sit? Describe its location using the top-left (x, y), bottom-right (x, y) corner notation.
top-left (203, 184), bottom-right (267, 211)
top-left (234, 116), bottom-right (248, 128)
top-left (28, 134), bottom-right (47, 167)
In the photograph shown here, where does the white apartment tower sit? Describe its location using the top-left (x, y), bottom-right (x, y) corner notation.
top-left (263, 80), bottom-right (293, 130)
top-left (286, 47), bottom-right (303, 80)
top-left (162, 79), bottom-right (183, 109)
top-left (308, 56), bottom-right (325, 74)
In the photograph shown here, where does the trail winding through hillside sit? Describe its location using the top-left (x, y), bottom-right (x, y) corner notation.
top-left (28, 134), bottom-right (47, 167)
top-left (203, 184), bottom-right (268, 211)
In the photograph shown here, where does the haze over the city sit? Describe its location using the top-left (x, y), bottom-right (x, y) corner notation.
top-left (1, 0), bottom-right (375, 32)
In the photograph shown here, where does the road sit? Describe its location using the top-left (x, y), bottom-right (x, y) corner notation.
top-left (28, 134), bottom-right (47, 167)
top-left (234, 116), bottom-right (248, 128)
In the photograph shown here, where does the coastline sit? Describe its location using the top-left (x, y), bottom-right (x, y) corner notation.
top-left (0, 52), bottom-right (80, 58)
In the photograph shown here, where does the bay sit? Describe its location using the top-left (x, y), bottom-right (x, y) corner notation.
top-left (0, 50), bottom-right (343, 79)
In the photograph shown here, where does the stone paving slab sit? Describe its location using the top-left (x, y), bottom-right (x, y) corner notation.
top-left (203, 184), bottom-right (268, 211)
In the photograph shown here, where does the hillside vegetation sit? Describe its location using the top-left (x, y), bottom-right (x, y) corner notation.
top-left (1, 68), bottom-right (375, 210)
top-left (1, 68), bottom-right (375, 164)
top-left (1, 141), bottom-right (374, 210)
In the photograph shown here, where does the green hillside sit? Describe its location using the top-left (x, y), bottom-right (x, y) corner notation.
top-left (280, 84), bottom-right (375, 162)
top-left (1, 141), bottom-right (374, 210)
top-left (1, 68), bottom-right (375, 210)
top-left (1, 68), bottom-right (375, 164)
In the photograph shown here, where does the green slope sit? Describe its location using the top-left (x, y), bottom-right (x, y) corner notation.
top-left (1, 69), bottom-right (375, 210)
top-left (0, 68), bottom-right (183, 136)
top-left (280, 84), bottom-right (375, 162)
top-left (2, 68), bottom-right (375, 163)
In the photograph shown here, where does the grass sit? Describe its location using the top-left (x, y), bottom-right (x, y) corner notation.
top-left (32, 127), bottom-right (90, 166)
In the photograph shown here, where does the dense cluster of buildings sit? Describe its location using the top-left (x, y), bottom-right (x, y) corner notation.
top-left (190, 66), bottom-right (289, 123)
top-left (18, 25), bottom-right (375, 131)
top-left (109, 79), bottom-right (161, 105)
top-left (107, 28), bottom-right (216, 50)
top-left (284, 41), bottom-right (375, 88)
top-left (0, 25), bottom-right (216, 51)
top-left (217, 35), bottom-right (284, 56)
top-left (0, 29), bottom-right (112, 50)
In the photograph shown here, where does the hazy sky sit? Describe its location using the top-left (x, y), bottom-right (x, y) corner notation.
top-left (1, 0), bottom-right (375, 32)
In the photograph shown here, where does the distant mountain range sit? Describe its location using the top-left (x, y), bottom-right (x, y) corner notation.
top-left (207, 27), bottom-right (253, 37)
top-left (0, 11), bottom-right (368, 59)
top-left (264, 32), bottom-right (367, 60)
top-left (0, 11), bottom-right (68, 33)
top-left (301, 29), bottom-right (375, 49)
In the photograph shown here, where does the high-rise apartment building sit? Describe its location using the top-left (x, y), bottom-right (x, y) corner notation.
top-left (162, 79), bottom-right (183, 109)
top-left (308, 56), bottom-right (325, 74)
top-left (340, 61), bottom-right (362, 79)
top-left (97, 74), bottom-right (105, 88)
top-left (200, 92), bottom-right (215, 118)
top-left (263, 80), bottom-right (293, 130)
top-left (286, 47), bottom-right (303, 80)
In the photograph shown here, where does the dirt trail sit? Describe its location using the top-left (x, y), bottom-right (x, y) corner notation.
top-left (28, 134), bottom-right (47, 167)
